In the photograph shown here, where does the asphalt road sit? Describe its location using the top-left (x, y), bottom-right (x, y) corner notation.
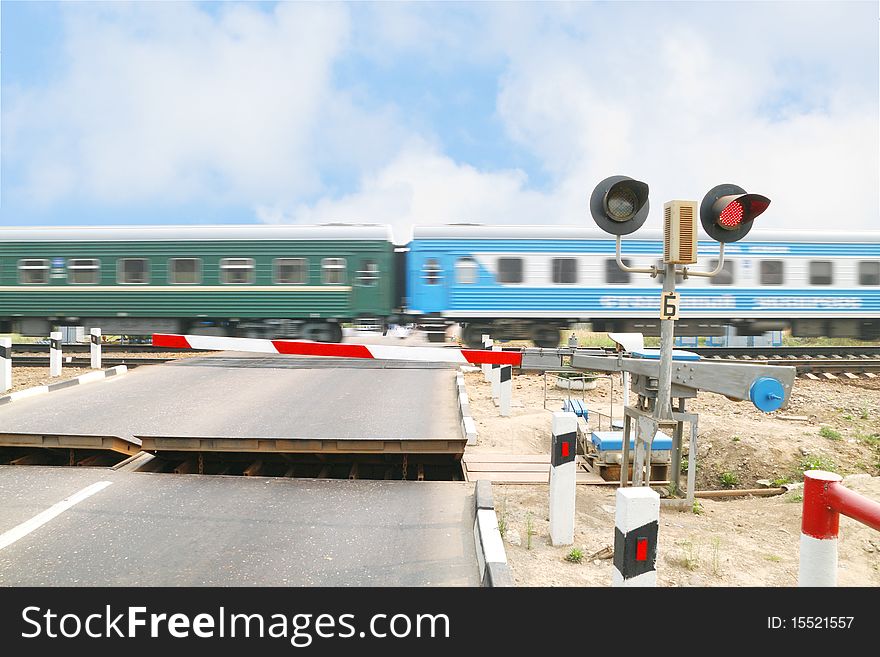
top-left (0, 466), bottom-right (479, 586)
top-left (0, 355), bottom-right (460, 443)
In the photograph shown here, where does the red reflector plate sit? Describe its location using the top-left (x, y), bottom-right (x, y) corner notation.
top-left (561, 442), bottom-right (570, 457)
top-left (636, 538), bottom-right (648, 561)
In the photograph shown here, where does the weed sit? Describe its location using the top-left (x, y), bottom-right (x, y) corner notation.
top-left (855, 433), bottom-right (880, 447)
top-left (732, 436), bottom-right (741, 442)
top-left (800, 455), bottom-right (836, 473)
top-left (770, 476), bottom-right (792, 487)
top-left (819, 426), bottom-right (842, 441)
top-left (676, 540), bottom-right (700, 571)
top-left (526, 512), bottom-right (536, 550)
top-left (842, 414), bottom-right (853, 421)
top-left (692, 500), bottom-right (704, 515)
top-left (860, 407), bottom-right (871, 421)
top-left (710, 537), bottom-right (722, 576)
top-left (680, 456), bottom-right (689, 473)
top-left (785, 492), bottom-right (803, 503)
top-left (719, 471), bottom-right (739, 488)
top-left (763, 554), bottom-right (782, 562)
top-left (497, 499), bottom-right (508, 538)
top-left (565, 548), bottom-right (584, 564)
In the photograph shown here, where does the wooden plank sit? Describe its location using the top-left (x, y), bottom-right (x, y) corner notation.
top-left (865, 373), bottom-right (877, 379)
top-left (463, 453), bottom-right (550, 463)
top-left (464, 462), bottom-right (550, 473)
top-left (843, 372), bottom-right (859, 379)
top-left (804, 373), bottom-right (820, 380)
top-left (822, 372), bottom-right (838, 380)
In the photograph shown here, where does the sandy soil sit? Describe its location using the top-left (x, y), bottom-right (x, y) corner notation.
top-left (462, 367), bottom-right (880, 586)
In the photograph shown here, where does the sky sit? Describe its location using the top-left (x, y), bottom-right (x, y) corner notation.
top-left (1, 1), bottom-right (877, 242)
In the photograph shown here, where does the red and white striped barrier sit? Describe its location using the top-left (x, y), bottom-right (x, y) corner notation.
top-left (152, 334), bottom-right (522, 366)
top-left (799, 470), bottom-right (880, 586)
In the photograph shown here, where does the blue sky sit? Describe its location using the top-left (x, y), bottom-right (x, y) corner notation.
top-left (1, 1), bottom-right (877, 240)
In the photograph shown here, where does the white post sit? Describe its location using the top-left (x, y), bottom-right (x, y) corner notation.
top-left (549, 411), bottom-right (577, 546)
top-left (90, 328), bottom-right (102, 369)
top-left (49, 331), bottom-right (62, 377)
top-left (623, 371), bottom-right (631, 409)
top-left (491, 344), bottom-right (501, 400)
top-left (612, 487), bottom-right (660, 587)
top-left (0, 337), bottom-right (11, 392)
top-left (482, 335), bottom-right (492, 381)
top-left (499, 364), bottom-right (511, 417)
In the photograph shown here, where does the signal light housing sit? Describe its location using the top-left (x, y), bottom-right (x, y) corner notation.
top-left (700, 183), bottom-right (770, 243)
top-left (589, 175), bottom-right (650, 236)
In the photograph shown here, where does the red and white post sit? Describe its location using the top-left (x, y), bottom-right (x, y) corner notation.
top-left (799, 469), bottom-right (880, 586)
top-left (49, 331), bottom-right (62, 377)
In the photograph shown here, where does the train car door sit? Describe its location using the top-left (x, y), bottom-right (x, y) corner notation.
top-left (415, 252), bottom-right (447, 313)
top-left (352, 257), bottom-right (382, 314)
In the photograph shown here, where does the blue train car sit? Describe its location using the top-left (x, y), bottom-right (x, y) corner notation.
top-left (407, 225), bottom-right (880, 347)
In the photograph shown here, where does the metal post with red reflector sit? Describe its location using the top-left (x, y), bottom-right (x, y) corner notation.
top-left (700, 183), bottom-right (771, 243)
top-left (612, 486), bottom-right (660, 587)
top-left (549, 411), bottom-right (577, 546)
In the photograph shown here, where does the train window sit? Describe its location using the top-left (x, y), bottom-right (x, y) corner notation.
top-left (422, 258), bottom-right (443, 285)
top-left (760, 260), bottom-right (784, 285)
top-left (708, 259), bottom-right (735, 286)
top-left (552, 258), bottom-right (578, 284)
top-left (809, 261), bottom-right (833, 286)
top-left (605, 259), bottom-right (631, 284)
top-left (67, 259), bottom-right (100, 284)
top-left (356, 259), bottom-right (379, 287)
top-left (117, 258), bottom-right (150, 284)
top-left (858, 261), bottom-right (880, 286)
top-left (497, 258), bottom-right (523, 284)
top-left (17, 259), bottom-right (50, 284)
top-left (321, 258), bottom-right (347, 285)
top-left (169, 258), bottom-right (202, 285)
top-left (456, 257), bottom-right (478, 284)
top-left (219, 258), bottom-right (255, 284)
top-left (274, 258), bottom-right (308, 285)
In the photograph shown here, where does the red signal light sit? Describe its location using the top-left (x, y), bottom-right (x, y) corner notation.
top-left (718, 200), bottom-right (744, 229)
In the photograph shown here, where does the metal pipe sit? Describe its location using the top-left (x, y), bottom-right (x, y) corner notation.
top-left (615, 235), bottom-right (660, 275)
top-left (681, 243), bottom-right (726, 278)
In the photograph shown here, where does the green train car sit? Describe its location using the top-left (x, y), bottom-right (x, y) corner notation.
top-left (0, 225), bottom-right (397, 341)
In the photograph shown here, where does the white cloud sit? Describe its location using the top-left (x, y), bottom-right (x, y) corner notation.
top-left (4, 2), bottom-right (877, 233)
top-left (4, 2), bottom-right (405, 208)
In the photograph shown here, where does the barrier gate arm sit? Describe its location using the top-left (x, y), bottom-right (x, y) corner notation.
top-left (152, 335), bottom-right (795, 412)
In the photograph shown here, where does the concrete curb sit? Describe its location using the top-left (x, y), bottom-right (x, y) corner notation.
top-left (0, 365), bottom-right (128, 406)
top-left (456, 371), bottom-right (478, 446)
top-left (473, 480), bottom-right (514, 587)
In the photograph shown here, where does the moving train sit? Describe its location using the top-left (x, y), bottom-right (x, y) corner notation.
top-left (1, 224), bottom-right (878, 346)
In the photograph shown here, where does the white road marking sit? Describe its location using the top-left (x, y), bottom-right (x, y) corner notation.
top-left (0, 480), bottom-right (113, 551)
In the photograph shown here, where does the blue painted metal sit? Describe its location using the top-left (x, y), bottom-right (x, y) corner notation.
top-left (591, 430), bottom-right (673, 452)
top-left (749, 376), bottom-right (786, 413)
top-left (562, 399), bottom-right (588, 418)
top-left (630, 349), bottom-right (701, 361)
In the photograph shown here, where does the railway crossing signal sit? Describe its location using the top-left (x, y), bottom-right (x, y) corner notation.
top-left (699, 183), bottom-right (771, 243)
top-left (589, 175), bottom-right (650, 235)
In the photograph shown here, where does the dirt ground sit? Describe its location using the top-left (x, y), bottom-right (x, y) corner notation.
top-left (462, 367), bottom-right (880, 586)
